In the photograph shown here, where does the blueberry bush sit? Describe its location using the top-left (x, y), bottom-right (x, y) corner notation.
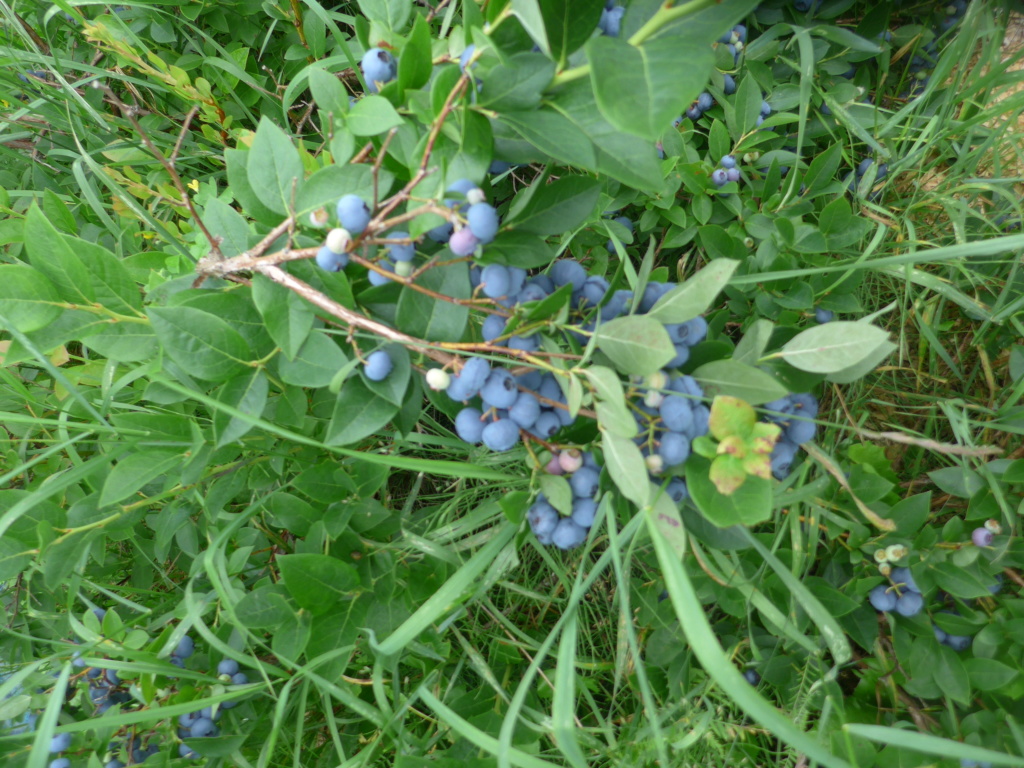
top-left (2, 1), bottom-right (1024, 766)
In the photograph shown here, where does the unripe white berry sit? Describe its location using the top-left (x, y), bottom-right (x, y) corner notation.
top-left (644, 390), bottom-right (665, 409)
top-left (645, 454), bottom-right (664, 475)
top-left (884, 544), bottom-right (907, 562)
top-left (878, 563), bottom-right (892, 577)
top-left (984, 519), bottom-right (1003, 535)
top-left (466, 188), bottom-right (486, 206)
top-left (395, 260), bottom-right (414, 277)
top-left (325, 227), bottom-right (352, 254)
top-left (425, 369), bottom-right (451, 391)
top-left (874, 549), bottom-right (888, 563)
top-left (645, 371), bottom-right (668, 391)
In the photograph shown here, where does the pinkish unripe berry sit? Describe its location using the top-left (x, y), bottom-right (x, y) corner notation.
top-left (972, 527), bottom-right (994, 547)
top-left (558, 449), bottom-right (584, 474)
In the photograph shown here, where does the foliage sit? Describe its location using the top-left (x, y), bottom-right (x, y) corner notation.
top-left (2, 1), bottom-right (1024, 767)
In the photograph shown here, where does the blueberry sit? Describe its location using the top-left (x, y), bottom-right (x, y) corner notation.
top-left (933, 624), bottom-right (948, 643)
top-left (336, 194), bottom-right (371, 234)
top-left (386, 231), bottom-right (415, 262)
top-left (670, 375), bottom-right (703, 399)
top-left (368, 259), bottom-right (395, 286)
top-left (173, 635), bottom-right (195, 659)
top-left (712, 168), bottom-right (729, 187)
top-left (551, 518), bottom-right (589, 549)
top-left (360, 48), bottom-right (396, 93)
top-left (580, 276), bottom-right (610, 307)
top-left (508, 334), bottom-right (539, 352)
top-left (190, 717), bottom-right (217, 738)
top-left (725, 168), bottom-right (741, 183)
top-left (945, 634), bottom-right (972, 652)
top-left (447, 357), bottom-right (490, 401)
top-left (480, 369), bottom-right (519, 409)
top-left (480, 264), bottom-right (511, 298)
top-left (217, 659), bottom-right (240, 676)
top-left (427, 221), bottom-right (453, 243)
top-left (760, 100), bottom-right (771, 117)
top-left (179, 744), bottom-right (199, 759)
top-left (316, 245), bottom-right (349, 272)
top-left (691, 404), bottom-right (710, 436)
top-left (895, 591), bottom-right (924, 617)
top-left (550, 259), bottom-right (587, 289)
top-left (87, 666), bottom-right (103, 678)
top-left (459, 44), bottom-right (475, 73)
top-left (467, 203), bottom-right (499, 243)
top-left (454, 407), bottom-right (485, 443)
top-left (508, 392), bottom-right (541, 429)
top-left (743, 669), bottom-right (761, 685)
top-left (972, 527), bottom-right (994, 547)
top-left (363, 350), bottom-right (393, 382)
top-left (231, 672), bottom-right (249, 685)
top-left (105, 669), bottom-right (120, 686)
top-left (570, 467), bottom-right (600, 498)
top-left (482, 314), bottom-right (507, 342)
top-left (531, 411), bottom-right (561, 439)
top-left (890, 567), bottom-right (919, 594)
top-left (785, 418), bottom-right (816, 445)
top-left (815, 307), bottom-right (834, 323)
top-left (49, 759), bottom-right (70, 768)
top-left (686, 105), bottom-right (703, 121)
top-left (770, 439), bottom-right (798, 480)
top-left (665, 477), bottom-right (688, 503)
top-left (517, 283), bottom-right (549, 303)
top-left (697, 92), bottom-right (714, 111)
top-left (448, 228), bottom-right (479, 256)
top-left (599, 5), bottom-right (624, 37)
top-left (659, 396), bottom-right (693, 433)
top-left (50, 733), bottom-right (72, 753)
top-left (571, 497), bottom-right (598, 528)
top-left (722, 74), bottom-right (736, 94)
top-left (179, 712), bottom-right (199, 728)
top-left (481, 418), bottom-right (520, 452)
top-left (529, 502), bottom-right (559, 544)
top-left (601, 289), bottom-right (633, 320)
top-left (868, 584), bottom-right (897, 612)
top-left (658, 432), bottom-right (690, 467)
top-left (106, 760), bottom-right (126, 768)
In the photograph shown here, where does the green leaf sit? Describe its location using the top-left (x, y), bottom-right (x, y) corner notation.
top-left (214, 370), bottom-right (269, 448)
top-left (75, 240), bottom-right (143, 314)
top-left (686, 455), bottom-right (772, 527)
top-left (308, 66), bottom-right (351, 118)
top-left (587, 33), bottom-right (714, 141)
top-left (147, 306), bottom-right (252, 382)
top-left (277, 553), bottom-right (360, 615)
top-left (931, 561), bottom-right (996, 599)
top-left (733, 319), bottom-right (774, 366)
top-left (325, 376), bottom-right (399, 446)
top-left (226, 148), bottom-right (281, 225)
top-left (251, 275), bottom-right (315, 360)
top-left (398, 14), bottom-right (432, 91)
top-left (235, 585), bottom-right (296, 629)
top-left (395, 263), bottom-right (470, 341)
top-left (99, 450), bottom-right (183, 508)
top-left (248, 117), bottom-right (304, 215)
top-left (295, 164), bottom-right (391, 218)
top-left (485, 231), bottom-right (558, 269)
top-left (601, 431), bottom-right (650, 508)
top-left (356, 0), bottom-right (411, 31)
top-left (277, 330), bottom-right (349, 387)
top-left (538, 474), bottom-right (573, 518)
top-left (692, 359), bottom-right (789, 405)
top-left (0, 265), bottom-right (62, 332)
top-left (778, 322), bottom-right (891, 374)
top-left (347, 95), bottom-right (403, 136)
top-left (202, 198), bottom-right (252, 258)
top-left (647, 259), bottom-right (739, 323)
top-left (594, 316), bottom-right (675, 376)
top-left (505, 175), bottom-right (601, 236)
top-left (843, 725), bottom-right (1024, 767)
top-left (964, 657), bottom-right (1019, 692)
top-left (23, 204), bottom-right (95, 304)
top-left (732, 73), bottom-right (763, 136)
top-left (478, 52), bottom-right (556, 111)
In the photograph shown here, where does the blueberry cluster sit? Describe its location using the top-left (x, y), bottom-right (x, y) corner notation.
top-left (711, 154), bottom-right (741, 188)
top-left (761, 393), bottom-right (818, 479)
top-left (176, 659), bottom-right (248, 759)
top-left (971, 519), bottom-right (999, 548)
top-left (598, 1), bottom-right (625, 38)
top-left (868, 566), bottom-right (925, 617)
top-left (359, 47), bottom-right (397, 93)
top-left (715, 23), bottom-right (746, 65)
top-left (528, 451), bottom-right (603, 550)
top-left (937, 1), bottom-right (969, 35)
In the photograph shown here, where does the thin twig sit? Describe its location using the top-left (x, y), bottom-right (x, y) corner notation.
top-left (852, 428), bottom-right (1004, 457)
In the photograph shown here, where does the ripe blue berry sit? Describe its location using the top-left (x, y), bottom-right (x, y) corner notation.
top-left (726, 168), bottom-right (741, 183)
top-left (482, 314), bottom-right (507, 342)
top-left (316, 245), bottom-right (349, 272)
top-left (179, 712), bottom-right (199, 728)
top-left (531, 411), bottom-right (561, 438)
top-left (528, 502), bottom-right (559, 544)
top-left (231, 672), bottom-right (249, 685)
top-left (448, 357), bottom-right (490, 401)
top-left (815, 307), bottom-right (834, 323)
top-left (467, 203), bottom-right (499, 243)
top-left (363, 350), bottom-right (393, 381)
top-left (658, 432), bottom-right (690, 467)
top-left (386, 231), bottom-right (415, 262)
top-left (480, 264), bottom-right (511, 298)
top-left (481, 418), bottom-right (520, 451)
top-left (459, 44), bottom-right (475, 73)
top-left (508, 334), bottom-right (539, 352)
top-left (455, 408), bottom-right (485, 443)
top-left (895, 591), bottom-right (924, 617)
top-left (179, 744), bottom-right (199, 759)
top-left (217, 659), bottom-right (240, 677)
top-left (712, 169), bottom-right (729, 186)
top-left (570, 467), bottom-right (600, 498)
top-left (972, 527), bottom-right (993, 547)
top-left (360, 48), bottom-right (396, 93)
top-left (50, 733), bottom-right (72, 753)
top-left (946, 634), bottom-right (972, 652)
top-left (480, 369), bottom-right (519, 409)
top-left (598, 5), bottom-right (624, 37)
top-left (720, 154), bottom-right (737, 169)
top-left (173, 635), bottom-right (195, 659)
top-left (190, 717), bottom-right (217, 738)
top-left (571, 497), bottom-right (598, 528)
top-left (785, 418), bottom-right (816, 445)
top-left (743, 669), bottom-right (760, 685)
top-left (697, 92), bottom-right (714, 111)
top-left (868, 584), bottom-right (897, 612)
top-left (890, 567), bottom-right (919, 593)
top-left (659, 395), bottom-right (693, 433)
top-left (49, 759), bottom-right (70, 768)
top-left (550, 259), bottom-right (587, 289)
top-left (770, 439), bottom-right (798, 480)
top-left (368, 259), bottom-right (395, 286)
top-left (551, 518), bottom-right (588, 549)
top-left (665, 477), bottom-right (688, 502)
top-left (508, 392), bottom-right (541, 429)
top-left (723, 74), bottom-right (736, 94)
top-left (336, 194), bottom-right (370, 234)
